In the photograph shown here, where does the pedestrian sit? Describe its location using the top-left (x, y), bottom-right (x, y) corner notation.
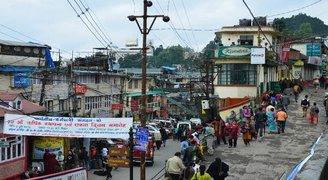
top-left (56, 151), bottom-right (65, 171)
top-left (226, 110), bottom-right (236, 124)
top-left (180, 136), bottom-right (189, 164)
top-left (293, 83), bottom-right (300, 103)
top-left (90, 146), bottom-right (97, 169)
top-left (280, 93), bottom-right (290, 112)
top-left (313, 76), bottom-right (320, 92)
top-left (213, 117), bottom-right (227, 146)
top-left (320, 75), bottom-right (325, 88)
top-left (182, 162), bottom-right (195, 180)
top-left (242, 106), bottom-right (251, 122)
top-left (266, 108), bottom-right (277, 133)
top-left (309, 102), bottom-right (319, 125)
top-left (104, 158), bottom-right (112, 180)
top-left (80, 147), bottom-right (90, 170)
top-left (323, 97), bottom-right (328, 124)
top-left (43, 149), bottom-right (51, 173)
top-left (160, 127), bottom-right (168, 147)
top-left (207, 157), bottom-right (229, 180)
top-left (227, 120), bottom-right (239, 148)
top-left (276, 108), bottom-right (288, 134)
top-left (301, 95), bottom-right (310, 117)
top-left (265, 103), bottom-right (275, 114)
top-left (255, 107), bottom-right (266, 141)
top-left (262, 93), bottom-right (270, 106)
top-left (325, 76), bottom-right (328, 90)
top-left (191, 164), bottom-right (211, 180)
top-left (154, 131), bottom-right (162, 150)
top-left (65, 150), bottom-right (75, 170)
top-left (241, 121), bottom-right (252, 146)
top-left (203, 123), bottom-right (215, 155)
top-left (44, 154), bottom-right (60, 175)
top-left (166, 152), bottom-right (185, 180)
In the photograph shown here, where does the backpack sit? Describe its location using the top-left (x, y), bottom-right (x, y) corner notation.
top-left (301, 99), bottom-right (308, 106)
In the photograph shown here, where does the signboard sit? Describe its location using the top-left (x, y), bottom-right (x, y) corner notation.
top-left (109, 147), bottom-right (129, 156)
top-left (0, 141), bottom-right (10, 148)
top-left (306, 43), bottom-right (321, 56)
top-left (29, 167), bottom-right (87, 180)
top-left (112, 104), bottom-right (124, 110)
top-left (109, 158), bottom-right (129, 168)
top-left (308, 56), bottom-right (322, 66)
top-left (13, 73), bottom-right (31, 87)
top-left (251, 48), bottom-right (265, 64)
top-left (73, 84), bottom-right (87, 94)
top-left (294, 67), bottom-right (302, 79)
top-left (218, 46), bottom-right (251, 58)
top-left (33, 137), bottom-right (64, 159)
top-left (134, 128), bottom-right (149, 152)
top-left (3, 114), bottom-right (133, 139)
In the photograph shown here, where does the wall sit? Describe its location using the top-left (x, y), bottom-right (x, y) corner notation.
top-left (0, 54), bottom-right (45, 67)
top-left (214, 86), bottom-right (256, 98)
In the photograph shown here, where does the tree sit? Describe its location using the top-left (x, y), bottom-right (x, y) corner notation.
top-left (118, 53), bottom-right (142, 68)
top-left (294, 22), bottom-right (313, 39)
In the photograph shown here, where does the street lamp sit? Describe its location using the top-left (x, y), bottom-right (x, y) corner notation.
top-left (127, 1), bottom-right (169, 180)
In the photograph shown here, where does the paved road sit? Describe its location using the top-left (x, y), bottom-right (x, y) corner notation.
top-left (206, 87), bottom-right (328, 180)
top-left (88, 139), bottom-right (181, 180)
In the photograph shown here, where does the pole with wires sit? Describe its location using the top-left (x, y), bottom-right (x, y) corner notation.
top-left (128, 1), bottom-right (169, 179)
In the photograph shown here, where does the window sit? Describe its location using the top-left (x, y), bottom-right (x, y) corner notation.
top-left (218, 64), bottom-right (257, 85)
top-left (0, 101), bottom-right (9, 108)
top-left (134, 80), bottom-right (138, 89)
top-left (85, 96), bottom-right (102, 110)
top-left (240, 35), bottom-right (254, 45)
top-left (0, 136), bottom-right (25, 163)
top-left (128, 81), bottom-right (133, 89)
top-left (46, 100), bottom-right (53, 112)
top-left (104, 95), bottom-right (111, 107)
top-left (59, 99), bottom-right (68, 111)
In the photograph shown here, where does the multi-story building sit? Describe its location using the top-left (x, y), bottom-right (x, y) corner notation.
top-left (214, 17), bottom-right (280, 99)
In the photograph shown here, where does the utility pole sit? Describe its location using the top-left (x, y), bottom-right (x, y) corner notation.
top-left (128, 1), bottom-right (169, 179)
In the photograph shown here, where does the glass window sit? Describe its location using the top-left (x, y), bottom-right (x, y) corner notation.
top-left (134, 80), bottom-right (138, 89)
top-left (218, 64), bottom-right (257, 85)
top-left (18, 143), bottom-right (21, 156)
top-left (128, 81), bottom-right (133, 89)
top-left (240, 35), bottom-right (254, 45)
top-left (1, 148), bottom-right (5, 161)
top-left (12, 144), bottom-right (16, 158)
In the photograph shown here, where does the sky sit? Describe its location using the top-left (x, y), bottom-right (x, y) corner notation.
top-left (0, 0), bottom-right (327, 59)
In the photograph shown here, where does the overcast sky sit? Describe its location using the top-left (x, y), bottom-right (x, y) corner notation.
top-left (0, 0), bottom-right (327, 59)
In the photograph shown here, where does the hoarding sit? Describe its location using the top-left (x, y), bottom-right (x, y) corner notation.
top-left (218, 46), bottom-right (252, 58)
top-left (134, 127), bottom-right (149, 152)
top-left (306, 43), bottom-right (321, 56)
top-left (33, 137), bottom-right (64, 159)
top-left (4, 114), bottom-right (133, 139)
top-left (251, 48), bottom-right (266, 64)
top-left (13, 73), bottom-right (31, 87)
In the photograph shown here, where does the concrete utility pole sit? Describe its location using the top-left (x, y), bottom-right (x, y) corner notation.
top-left (128, 1), bottom-right (169, 179)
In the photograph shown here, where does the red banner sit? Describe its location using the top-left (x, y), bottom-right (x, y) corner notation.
top-left (112, 104), bottom-right (124, 110)
top-left (73, 84), bottom-right (87, 94)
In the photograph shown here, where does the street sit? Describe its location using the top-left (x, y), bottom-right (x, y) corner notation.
top-left (88, 139), bottom-right (180, 180)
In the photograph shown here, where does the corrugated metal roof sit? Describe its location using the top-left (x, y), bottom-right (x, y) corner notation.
top-left (0, 39), bottom-right (48, 48)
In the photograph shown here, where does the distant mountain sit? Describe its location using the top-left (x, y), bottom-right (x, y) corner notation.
top-left (272, 13), bottom-right (328, 39)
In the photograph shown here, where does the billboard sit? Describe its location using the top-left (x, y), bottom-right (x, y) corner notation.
top-left (306, 43), bottom-right (321, 56)
top-left (33, 137), bottom-right (64, 159)
top-left (218, 46), bottom-right (252, 58)
top-left (251, 48), bottom-right (265, 64)
top-left (13, 73), bottom-right (31, 87)
top-left (4, 114), bottom-right (133, 139)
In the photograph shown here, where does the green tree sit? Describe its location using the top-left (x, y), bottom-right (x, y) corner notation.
top-left (118, 53), bottom-right (142, 68)
top-left (294, 22), bottom-right (313, 38)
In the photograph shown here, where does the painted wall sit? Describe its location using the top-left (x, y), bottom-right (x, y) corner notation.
top-left (214, 86), bottom-right (256, 98)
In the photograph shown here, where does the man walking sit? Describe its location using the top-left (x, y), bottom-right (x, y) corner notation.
top-left (323, 97), bottom-right (328, 124)
top-left (301, 95), bottom-right (310, 117)
top-left (254, 107), bottom-right (266, 141)
top-left (293, 83), bottom-right (300, 103)
top-left (276, 108), bottom-right (288, 134)
top-left (166, 152), bottom-right (185, 180)
top-left (310, 102), bottom-right (319, 125)
top-left (281, 93), bottom-right (290, 112)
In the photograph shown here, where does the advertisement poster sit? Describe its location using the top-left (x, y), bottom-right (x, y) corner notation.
top-left (4, 114), bottom-right (133, 139)
top-left (251, 48), bottom-right (266, 64)
top-left (134, 128), bottom-right (149, 152)
top-left (33, 137), bottom-right (64, 159)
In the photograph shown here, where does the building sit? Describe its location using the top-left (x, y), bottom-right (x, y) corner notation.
top-left (0, 92), bottom-right (45, 180)
top-left (214, 17), bottom-right (280, 99)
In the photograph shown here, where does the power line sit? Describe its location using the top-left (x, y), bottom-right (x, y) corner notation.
top-left (267, 0), bottom-right (323, 17)
top-left (67, 0), bottom-right (107, 47)
top-left (181, 0), bottom-right (199, 51)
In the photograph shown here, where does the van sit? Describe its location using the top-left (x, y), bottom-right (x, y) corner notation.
top-left (189, 118), bottom-right (202, 125)
top-left (177, 121), bottom-right (192, 130)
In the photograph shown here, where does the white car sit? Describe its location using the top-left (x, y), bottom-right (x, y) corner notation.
top-left (190, 118), bottom-right (202, 125)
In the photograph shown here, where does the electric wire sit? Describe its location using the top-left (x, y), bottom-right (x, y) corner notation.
top-left (67, 0), bottom-right (107, 47)
top-left (181, 0), bottom-right (199, 51)
top-left (267, 0), bottom-right (323, 18)
top-left (72, 0), bottom-right (110, 47)
top-left (171, 0), bottom-right (193, 48)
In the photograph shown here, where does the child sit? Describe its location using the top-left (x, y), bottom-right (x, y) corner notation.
top-left (242, 121), bottom-right (252, 146)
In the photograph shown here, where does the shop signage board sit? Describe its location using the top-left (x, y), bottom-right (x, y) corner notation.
top-left (109, 158), bottom-right (130, 168)
top-left (251, 48), bottom-right (266, 64)
top-left (109, 147), bottom-right (129, 156)
top-left (218, 46), bottom-right (252, 58)
top-left (33, 137), bottom-right (64, 159)
top-left (306, 43), bottom-right (321, 56)
top-left (112, 104), bottom-right (124, 110)
top-left (13, 73), bottom-right (31, 87)
top-left (3, 114), bottom-right (133, 139)
top-left (73, 84), bottom-right (87, 94)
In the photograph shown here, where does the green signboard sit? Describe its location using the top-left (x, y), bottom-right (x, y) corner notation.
top-left (218, 45), bottom-right (254, 58)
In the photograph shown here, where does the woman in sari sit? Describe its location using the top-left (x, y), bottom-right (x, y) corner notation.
top-left (266, 108), bottom-right (276, 133)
